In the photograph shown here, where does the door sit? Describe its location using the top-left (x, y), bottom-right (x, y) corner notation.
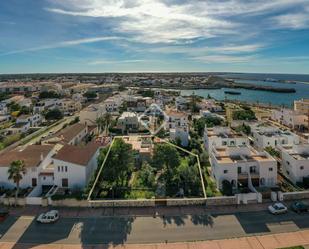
top-left (62, 178), bottom-right (68, 187)
top-left (32, 178), bottom-right (37, 187)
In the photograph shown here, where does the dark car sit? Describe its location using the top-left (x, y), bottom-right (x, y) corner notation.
top-left (0, 209), bottom-right (9, 222)
top-left (291, 201), bottom-right (309, 213)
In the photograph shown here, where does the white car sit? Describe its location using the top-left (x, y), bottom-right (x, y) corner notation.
top-left (36, 210), bottom-right (59, 223)
top-left (268, 203), bottom-right (288, 214)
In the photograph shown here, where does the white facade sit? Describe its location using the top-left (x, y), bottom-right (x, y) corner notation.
top-left (252, 126), bottom-right (300, 149)
top-left (79, 104), bottom-right (106, 126)
top-left (34, 99), bottom-right (61, 113)
top-left (271, 108), bottom-right (308, 130)
top-left (0, 102), bottom-right (8, 115)
top-left (204, 126), bottom-right (249, 152)
top-left (170, 127), bottom-right (189, 147)
top-left (165, 110), bottom-right (188, 130)
top-left (280, 144), bottom-right (309, 184)
top-left (16, 114), bottom-right (42, 127)
top-left (0, 145), bottom-right (56, 189)
top-left (210, 145), bottom-right (277, 190)
top-left (175, 96), bottom-right (189, 111)
top-left (53, 147), bottom-right (100, 189)
top-left (103, 95), bottom-right (123, 113)
top-left (57, 99), bottom-right (82, 116)
top-left (117, 112), bottom-right (139, 133)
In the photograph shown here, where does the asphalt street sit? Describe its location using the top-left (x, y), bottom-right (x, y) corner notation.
top-left (1, 210), bottom-right (309, 246)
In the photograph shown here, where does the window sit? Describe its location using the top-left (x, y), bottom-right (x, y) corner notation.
top-left (62, 178), bottom-right (68, 187)
top-left (300, 166), bottom-right (304, 170)
top-left (250, 166), bottom-right (257, 173)
top-left (269, 167), bottom-right (273, 172)
top-left (238, 167), bottom-right (241, 174)
top-left (58, 166), bottom-right (60, 172)
top-left (223, 170), bottom-right (228, 174)
top-left (222, 141), bottom-right (227, 146)
top-left (61, 166), bottom-right (64, 172)
top-left (65, 166), bottom-right (68, 172)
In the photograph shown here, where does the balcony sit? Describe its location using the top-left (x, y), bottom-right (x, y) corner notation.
top-left (238, 172), bottom-right (259, 180)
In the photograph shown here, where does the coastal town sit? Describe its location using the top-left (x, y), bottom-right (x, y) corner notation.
top-left (0, 74), bottom-right (308, 208)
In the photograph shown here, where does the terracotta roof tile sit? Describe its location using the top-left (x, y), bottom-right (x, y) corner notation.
top-left (0, 145), bottom-right (54, 168)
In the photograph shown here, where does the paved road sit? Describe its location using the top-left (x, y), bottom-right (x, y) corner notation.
top-left (1, 210), bottom-right (309, 246)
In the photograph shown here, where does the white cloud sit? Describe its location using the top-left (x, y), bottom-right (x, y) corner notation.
top-left (192, 54), bottom-right (256, 63)
top-left (139, 43), bottom-right (264, 56)
top-left (0, 36), bottom-right (123, 56)
top-left (273, 13), bottom-right (309, 29)
top-left (46, 0), bottom-right (309, 45)
top-left (88, 59), bottom-right (149, 65)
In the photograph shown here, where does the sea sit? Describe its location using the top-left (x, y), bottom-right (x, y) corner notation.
top-left (181, 73), bottom-right (309, 107)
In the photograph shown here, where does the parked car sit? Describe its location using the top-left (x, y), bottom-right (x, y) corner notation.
top-left (291, 201), bottom-right (309, 213)
top-left (268, 203), bottom-right (288, 214)
top-left (0, 209), bottom-right (9, 222)
top-left (36, 210), bottom-right (59, 224)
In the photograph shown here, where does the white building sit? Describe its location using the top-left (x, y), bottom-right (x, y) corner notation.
top-left (117, 112), bottom-right (139, 133)
top-left (52, 141), bottom-right (102, 189)
top-left (8, 122), bottom-right (31, 134)
top-left (79, 104), bottom-right (106, 126)
top-left (175, 96), bottom-right (189, 111)
top-left (170, 127), bottom-right (189, 147)
top-left (210, 145), bottom-right (277, 190)
top-left (56, 99), bottom-right (82, 116)
top-left (198, 99), bottom-right (223, 112)
top-left (45, 123), bottom-right (88, 145)
top-left (0, 102), bottom-right (8, 115)
top-left (34, 99), bottom-right (61, 114)
top-left (126, 97), bottom-right (147, 112)
top-left (204, 126), bottom-right (249, 152)
top-left (294, 99), bottom-right (309, 115)
top-left (252, 126), bottom-right (300, 150)
top-left (0, 145), bottom-right (56, 189)
top-left (103, 95), bottom-right (123, 113)
top-left (280, 144), bottom-right (309, 184)
top-left (165, 109), bottom-right (188, 130)
top-left (16, 114), bottom-right (42, 127)
top-left (271, 108), bottom-right (308, 130)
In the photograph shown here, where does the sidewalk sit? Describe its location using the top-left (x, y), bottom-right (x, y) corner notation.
top-left (4, 202), bottom-right (276, 219)
top-left (0, 230), bottom-right (308, 249)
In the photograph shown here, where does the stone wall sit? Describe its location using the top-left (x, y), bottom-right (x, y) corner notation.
top-left (166, 198), bottom-right (205, 206)
top-left (282, 191), bottom-right (309, 201)
top-left (205, 196), bottom-right (237, 206)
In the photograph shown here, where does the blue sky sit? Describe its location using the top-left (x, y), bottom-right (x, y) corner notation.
top-left (1, 0), bottom-right (309, 74)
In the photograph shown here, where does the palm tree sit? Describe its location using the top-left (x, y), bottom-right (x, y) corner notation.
top-left (102, 113), bottom-right (112, 135)
top-left (96, 116), bottom-right (105, 135)
top-left (8, 160), bottom-right (26, 206)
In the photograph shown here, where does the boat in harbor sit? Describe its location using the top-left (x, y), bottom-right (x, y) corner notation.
top-left (224, 90), bottom-right (241, 95)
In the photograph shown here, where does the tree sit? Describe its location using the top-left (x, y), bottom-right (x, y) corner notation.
top-left (45, 108), bottom-right (63, 120)
top-left (83, 91), bottom-right (97, 100)
top-left (8, 160), bottom-right (26, 205)
top-left (265, 146), bottom-right (280, 158)
top-left (39, 91), bottom-right (60, 99)
top-left (18, 106), bottom-right (31, 116)
top-left (8, 102), bottom-right (21, 113)
top-left (193, 116), bottom-right (223, 136)
top-left (235, 124), bottom-right (251, 135)
top-left (222, 180), bottom-right (233, 196)
top-left (138, 162), bottom-right (155, 188)
top-left (96, 112), bottom-right (112, 135)
top-left (98, 138), bottom-right (135, 190)
top-left (152, 143), bottom-right (180, 171)
top-left (232, 107), bottom-right (256, 121)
